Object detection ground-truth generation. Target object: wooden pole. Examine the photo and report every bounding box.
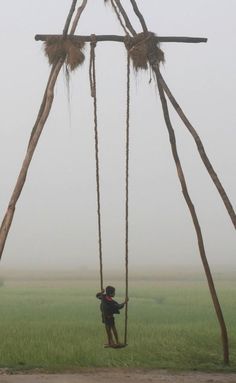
[155,70,236,230]
[0,0,88,260]
[63,0,78,37]
[151,61,229,365]
[129,0,148,33]
[69,0,88,35]
[113,0,137,36]
[0,60,64,258]
[35,34,208,44]
[110,0,129,35]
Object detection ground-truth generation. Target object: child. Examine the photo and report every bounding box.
[96,285,128,348]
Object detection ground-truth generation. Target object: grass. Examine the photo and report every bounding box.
[0,276,235,371]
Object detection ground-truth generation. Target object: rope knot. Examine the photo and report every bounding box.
[90,34,97,48]
[124,32,165,71]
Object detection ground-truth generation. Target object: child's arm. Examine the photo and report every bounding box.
[116,297,129,310]
[96,288,105,300]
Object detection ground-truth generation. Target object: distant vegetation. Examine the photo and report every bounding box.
[0,276,235,371]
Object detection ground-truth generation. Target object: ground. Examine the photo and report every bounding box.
[0,369,236,383]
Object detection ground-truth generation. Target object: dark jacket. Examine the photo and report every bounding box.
[96,292,125,323]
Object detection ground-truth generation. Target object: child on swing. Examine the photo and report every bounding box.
[96,285,128,348]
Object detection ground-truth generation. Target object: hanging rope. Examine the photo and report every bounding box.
[89,34,130,345]
[124,51,131,346]
[89,36,104,291]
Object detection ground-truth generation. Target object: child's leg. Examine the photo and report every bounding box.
[111,324,120,344]
[105,324,115,346]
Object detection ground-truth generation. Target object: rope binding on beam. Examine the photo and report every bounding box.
[124,32,165,71]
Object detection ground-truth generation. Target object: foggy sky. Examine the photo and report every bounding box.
[0,0,235,275]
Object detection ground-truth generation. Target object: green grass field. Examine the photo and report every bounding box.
[0,274,235,372]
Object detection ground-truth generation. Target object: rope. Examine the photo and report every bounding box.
[124,51,131,346]
[89,36,104,291]
[89,34,130,345]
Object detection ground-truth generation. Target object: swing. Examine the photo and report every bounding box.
[0,0,234,364]
[89,37,130,348]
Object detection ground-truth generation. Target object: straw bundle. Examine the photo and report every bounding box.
[44,37,85,71]
[125,32,164,71]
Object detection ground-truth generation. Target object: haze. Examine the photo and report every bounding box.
[0,0,235,277]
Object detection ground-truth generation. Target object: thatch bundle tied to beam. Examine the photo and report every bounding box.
[44,37,85,71]
[125,32,165,71]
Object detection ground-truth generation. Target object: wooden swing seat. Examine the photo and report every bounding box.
[104,343,127,349]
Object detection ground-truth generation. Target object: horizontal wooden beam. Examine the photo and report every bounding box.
[35,34,207,44]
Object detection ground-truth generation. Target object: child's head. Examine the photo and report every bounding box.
[106,285,115,297]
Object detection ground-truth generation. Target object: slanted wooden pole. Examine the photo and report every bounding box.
[152,62,229,365]
[113,0,137,36]
[70,0,88,35]
[155,70,236,230]
[63,0,78,37]
[0,0,88,260]
[129,0,148,33]
[0,60,64,257]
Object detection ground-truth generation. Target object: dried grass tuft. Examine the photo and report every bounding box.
[44,37,66,65]
[64,39,85,71]
[44,37,85,71]
[125,32,165,71]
